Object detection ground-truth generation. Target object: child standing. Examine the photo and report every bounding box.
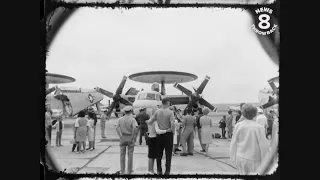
[172,118,180,155]
[52,116,64,147]
[71,120,80,152]
[87,114,95,151]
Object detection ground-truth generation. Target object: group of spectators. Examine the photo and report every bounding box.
[225,103,279,175]
[45,104,65,147]
[71,107,109,153]
[115,97,220,175]
[45,99,278,175]
[45,104,110,153]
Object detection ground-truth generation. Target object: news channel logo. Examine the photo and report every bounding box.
[252,7,278,35]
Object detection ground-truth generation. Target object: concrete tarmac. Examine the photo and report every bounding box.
[47,116,270,174]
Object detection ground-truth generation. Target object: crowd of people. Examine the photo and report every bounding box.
[45,97,278,175]
[45,105,109,153]
[116,98,278,175]
[215,102,279,175]
[114,98,220,175]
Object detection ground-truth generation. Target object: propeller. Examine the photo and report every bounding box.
[95,76,132,117]
[173,83,192,96]
[197,75,210,94]
[94,87,113,98]
[46,86,57,95]
[268,76,279,96]
[261,76,279,109]
[262,96,278,109]
[173,76,216,111]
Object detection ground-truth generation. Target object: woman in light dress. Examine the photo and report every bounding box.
[74,110,90,153]
[87,113,95,151]
[229,104,269,175]
[199,108,212,156]
[172,118,181,155]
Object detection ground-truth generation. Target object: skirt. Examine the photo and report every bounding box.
[76,126,87,142]
[88,127,94,141]
[201,127,212,144]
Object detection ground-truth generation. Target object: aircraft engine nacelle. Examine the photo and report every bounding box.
[46,94,73,117]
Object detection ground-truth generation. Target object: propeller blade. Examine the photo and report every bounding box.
[116,76,128,95]
[199,98,216,111]
[46,86,56,95]
[173,83,192,96]
[119,94,133,106]
[95,87,114,98]
[268,79,278,95]
[192,87,197,93]
[106,101,116,117]
[197,75,210,94]
[262,96,278,109]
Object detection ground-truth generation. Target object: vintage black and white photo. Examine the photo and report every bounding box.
[43,2,279,176]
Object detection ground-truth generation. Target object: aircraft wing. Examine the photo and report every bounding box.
[61,91,104,116]
[164,95,190,105]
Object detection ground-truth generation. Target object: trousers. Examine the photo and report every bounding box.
[56,131,62,146]
[221,128,226,138]
[139,125,148,145]
[156,132,173,175]
[46,126,52,146]
[181,128,194,154]
[101,121,106,138]
[120,135,135,174]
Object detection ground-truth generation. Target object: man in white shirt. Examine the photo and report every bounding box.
[255,108,268,135]
[230,104,269,175]
[52,116,64,147]
[100,110,108,138]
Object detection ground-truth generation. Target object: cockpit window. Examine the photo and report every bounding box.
[137,93,159,100]
[137,93,146,100]
[146,93,156,100]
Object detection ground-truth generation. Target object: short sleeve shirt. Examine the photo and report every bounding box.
[116,115,138,135]
[149,108,175,130]
[101,114,107,122]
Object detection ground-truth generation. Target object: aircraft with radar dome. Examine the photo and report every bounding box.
[45,72,104,118]
[94,71,218,117]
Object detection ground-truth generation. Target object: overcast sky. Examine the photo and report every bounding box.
[46,7,279,104]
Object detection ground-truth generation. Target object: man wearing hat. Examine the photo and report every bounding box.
[135,107,150,145]
[100,110,109,139]
[256,107,268,137]
[116,106,138,175]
